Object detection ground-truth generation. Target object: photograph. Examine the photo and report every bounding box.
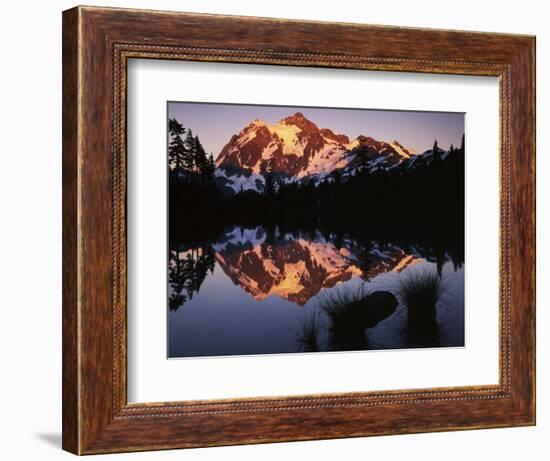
[167,102,465,358]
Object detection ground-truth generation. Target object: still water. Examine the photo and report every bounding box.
[168,225,464,358]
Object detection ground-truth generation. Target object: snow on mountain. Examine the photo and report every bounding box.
[344,135,415,174]
[215,169,265,193]
[215,111,445,194]
[216,112,330,180]
[298,136,349,178]
[390,140,416,159]
[404,146,450,169]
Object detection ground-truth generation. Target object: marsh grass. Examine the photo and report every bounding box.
[294,310,321,352]
[320,285,371,324]
[399,269,445,347]
[319,285,398,351]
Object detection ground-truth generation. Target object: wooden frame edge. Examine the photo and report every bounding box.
[62,6,80,454]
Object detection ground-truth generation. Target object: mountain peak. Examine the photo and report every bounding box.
[320,128,350,145]
[216,112,419,193]
[390,140,416,158]
[280,111,312,127]
[249,119,267,128]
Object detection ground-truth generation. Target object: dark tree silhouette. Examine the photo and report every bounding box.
[168,118,186,180]
[332,170,342,186]
[183,129,197,174]
[206,153,216,182]
[168,119,218,185]
[264,172,275,196]
[194,135,209,182]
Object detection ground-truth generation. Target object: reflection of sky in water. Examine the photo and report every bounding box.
[168,231,464,358]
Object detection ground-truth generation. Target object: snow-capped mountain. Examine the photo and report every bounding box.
[215,112,419,193]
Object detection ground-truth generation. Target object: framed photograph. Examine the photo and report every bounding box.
[62,6,535,455]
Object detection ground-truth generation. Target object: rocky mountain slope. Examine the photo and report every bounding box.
[214,111,439,194]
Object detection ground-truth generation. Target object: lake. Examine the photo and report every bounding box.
[168,224,464,358]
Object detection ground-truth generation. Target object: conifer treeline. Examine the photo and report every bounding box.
[168,118,216,183]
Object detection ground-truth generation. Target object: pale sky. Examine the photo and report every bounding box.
[168,101,464,159]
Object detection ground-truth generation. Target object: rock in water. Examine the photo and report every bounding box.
[343,290,398,329]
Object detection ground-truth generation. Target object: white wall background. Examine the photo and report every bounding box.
[0,1,545,459]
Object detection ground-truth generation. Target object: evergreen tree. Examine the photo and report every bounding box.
[206,153,216,182]
[264,173,275,196]
[168,118,186,179]
[449,144,454,153]
[333,170,342,186]
[194,135,209,180]
[432,138,439,152]
[276,179,284,195]
[183,129,196,174]
[460,133,465,151]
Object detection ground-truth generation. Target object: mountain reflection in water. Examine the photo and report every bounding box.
[168,225,464,358]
